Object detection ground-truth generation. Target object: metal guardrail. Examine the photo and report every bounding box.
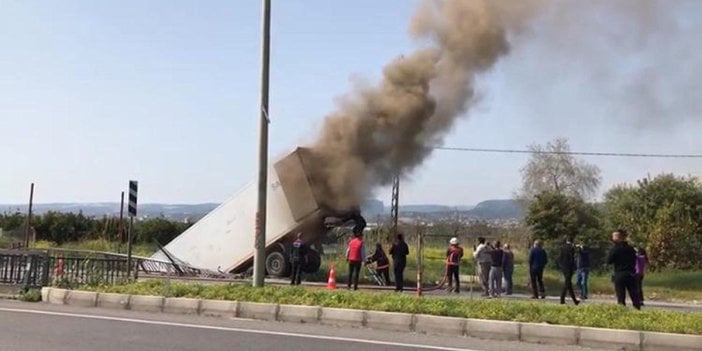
[0,250,49,289]
[0,248,235,289]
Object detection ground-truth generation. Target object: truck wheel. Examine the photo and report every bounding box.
[302,249,321,273]
[265,251,289,277]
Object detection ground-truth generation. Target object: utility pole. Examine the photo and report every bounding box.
[416,222,423,297]
[253,0,272,288]
[24,183,35,248]
[390,174,400,236]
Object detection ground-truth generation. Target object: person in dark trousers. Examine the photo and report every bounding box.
[473,237,493,296]
[489,241,504,297]
[634,248,649,306]
[367,243,391,285]
[289,233,307,285]
[502,244,515,295]
[390,234,409,292]
[576,243,591,300]
[446,237,464,293]
[345,232,366,290]
[607,229,642,309]
[558,237,580,305]
[528,239,548,299]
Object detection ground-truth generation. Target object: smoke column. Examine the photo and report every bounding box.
[307,0,538,211]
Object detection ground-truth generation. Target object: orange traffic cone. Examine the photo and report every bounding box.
[327,263,337,290]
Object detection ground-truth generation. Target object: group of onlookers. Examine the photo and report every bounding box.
[471,238,515,297]
[294,228,649,309]
[526,229,648,309]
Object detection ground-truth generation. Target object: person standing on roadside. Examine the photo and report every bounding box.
[473,237,493,296]
[607,229,641,309]
[558,236,580,305]
[576,243,591,300]
[367,243,391,285]
[489,241,504,298]
[289,233,307,285]
[635,248,649,306]
[502,244,515,295]
[389,234,409,292]
[345,231,366,291]
[528,239,548,299]
[446,237,464,293]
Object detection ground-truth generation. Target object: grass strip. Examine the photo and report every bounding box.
[83,280,702,335]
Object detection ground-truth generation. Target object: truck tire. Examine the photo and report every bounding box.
[302,249,321,273]
[265,251,289,277]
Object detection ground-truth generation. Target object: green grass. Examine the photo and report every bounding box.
[84,280,702,335]
[19,289,42,302]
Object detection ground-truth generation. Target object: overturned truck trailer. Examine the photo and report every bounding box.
[152,147,366,277]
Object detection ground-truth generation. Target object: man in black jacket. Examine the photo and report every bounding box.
[389,234,409,292]
[558,236,580,305]
[528,240,548,299]
[289,233,307,285]
[607,229,641,309]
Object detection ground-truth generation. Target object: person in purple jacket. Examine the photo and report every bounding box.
[634,248,649,306]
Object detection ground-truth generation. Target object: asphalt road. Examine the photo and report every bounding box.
[0,300,596,351]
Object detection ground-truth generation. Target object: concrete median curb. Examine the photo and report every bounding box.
[579,326,641,350]
[96,293,130,310]
[414,315,466,336]
[128,295,164,313]
[320,307,365,327]
[520,323,578,345]
[278,304,320,324]
[38,288,702,351]
[200,299,237,318]
[164,297,201,315]
[466,318,520,341]
[47,288,68,305]
[65,290,98,308]
[365,310,414,332]
[643,331,702,351]
[238,301,278,321]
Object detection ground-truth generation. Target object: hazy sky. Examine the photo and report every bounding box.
[1,1,700,206]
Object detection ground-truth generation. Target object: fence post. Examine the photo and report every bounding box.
[41,252,50,287]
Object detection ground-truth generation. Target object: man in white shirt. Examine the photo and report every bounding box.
[473,237,493,297]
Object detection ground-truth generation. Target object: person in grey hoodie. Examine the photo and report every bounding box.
[473,237,493,297]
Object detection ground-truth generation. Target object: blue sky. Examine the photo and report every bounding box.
[1,1,700,206]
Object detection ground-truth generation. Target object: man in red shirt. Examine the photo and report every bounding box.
[446,237,464,293]
[346,231,366,290]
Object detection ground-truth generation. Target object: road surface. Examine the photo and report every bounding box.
[0,300,596,351]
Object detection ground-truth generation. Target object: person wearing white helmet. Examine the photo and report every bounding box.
[445,237,464,293]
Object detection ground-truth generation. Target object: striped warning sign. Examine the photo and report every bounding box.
[128,180,138,217]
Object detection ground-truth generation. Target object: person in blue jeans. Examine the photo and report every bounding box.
[576,243,591,300]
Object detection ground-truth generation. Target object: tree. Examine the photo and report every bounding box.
[603,174,702,269]
[137,217,191,245]
[524,192,607,267]
[519,138,602,201]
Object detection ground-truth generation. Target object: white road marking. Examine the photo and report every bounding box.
[0,307,481,351]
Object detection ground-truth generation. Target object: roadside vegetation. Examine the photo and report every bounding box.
[84,280,702,335]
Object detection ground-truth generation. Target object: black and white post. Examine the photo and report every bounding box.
[127,180,138,280]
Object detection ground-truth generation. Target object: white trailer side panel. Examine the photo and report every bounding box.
[152,167,299,271]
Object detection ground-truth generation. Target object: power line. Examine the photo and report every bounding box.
[434,146,702,159]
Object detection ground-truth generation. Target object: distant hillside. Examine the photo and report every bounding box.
[0,203,219,221]
[0,199,522,222]
[466,199,522,219]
